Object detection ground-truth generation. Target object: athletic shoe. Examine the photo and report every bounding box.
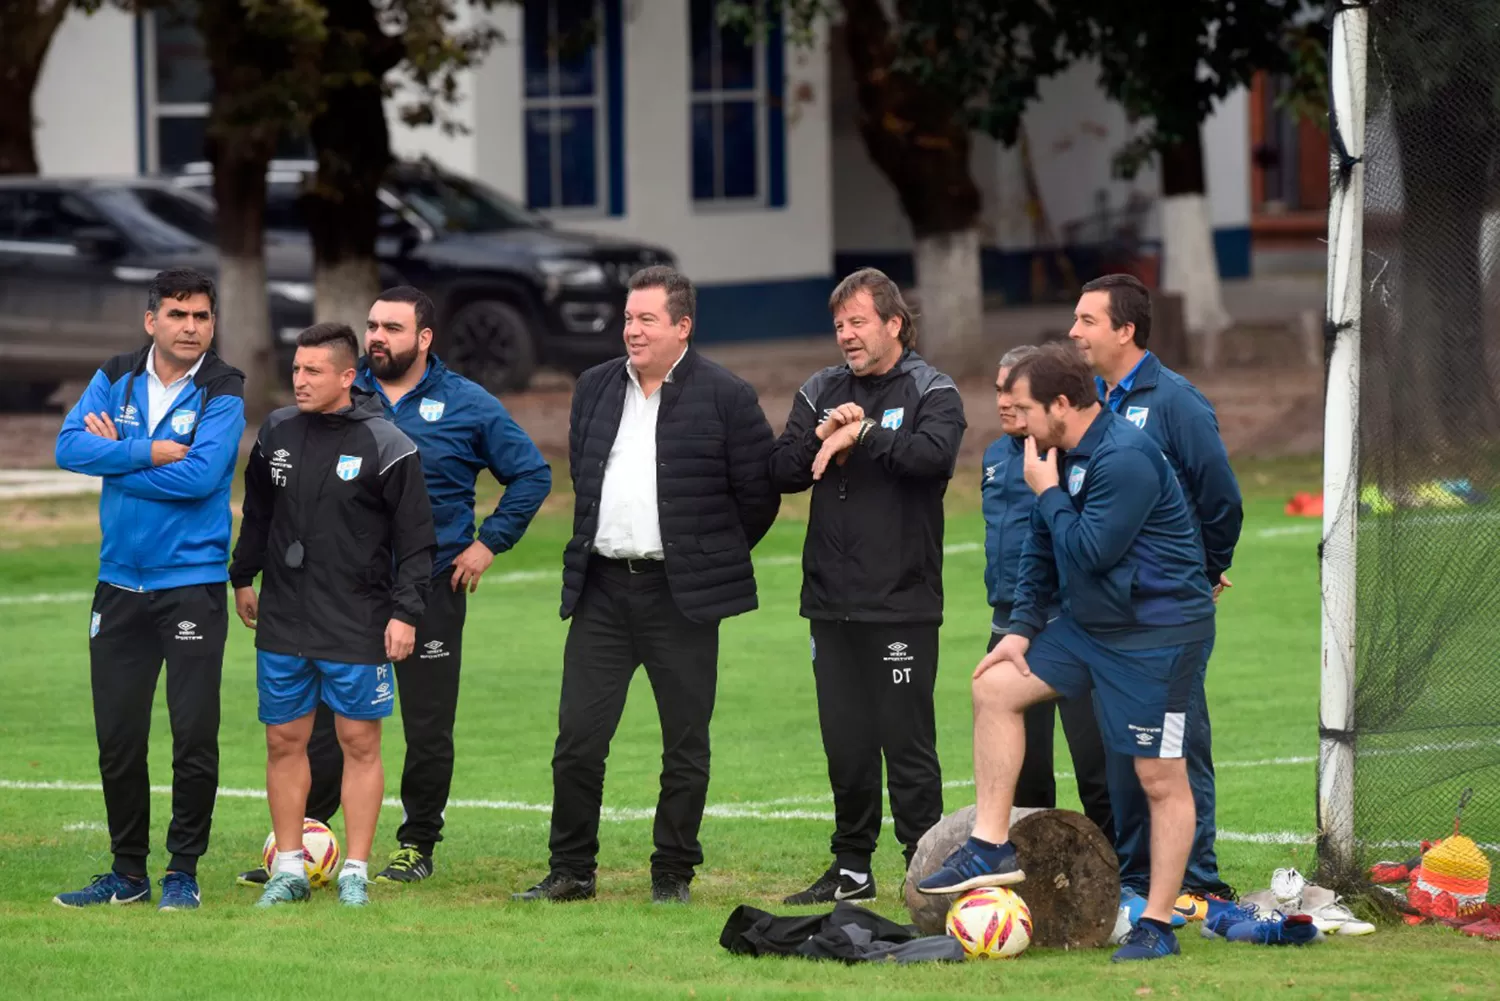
[1173,892,1210,922]
[374,845,433,884]
[1201,898,1273,939]
[651,874,691,904]
[237,866,270,887]
[916,839,1024,895]
[1271,867,1306,907]
[54,871,152,908]
[782,867,876,905]
[1369,857,1419,884]
[158,872,201,911]
[337,873,369,907]
[511,871,596,902]
[1305,899,1377,936]
[1225,912,1323,946]
[1120,888,1186,929]
[254,871,311,908]
[1110,922,1181,962]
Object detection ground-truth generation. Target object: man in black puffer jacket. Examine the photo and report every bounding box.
[514,266,780,905]
[770,267,967,905]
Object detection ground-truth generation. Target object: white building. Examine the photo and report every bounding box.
[34,3,1306,343]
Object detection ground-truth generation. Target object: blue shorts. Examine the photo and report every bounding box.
[1023,616,1208,759]
[257,651,396,725]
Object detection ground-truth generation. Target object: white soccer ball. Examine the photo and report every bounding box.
[945,887,1034,959]
[262,818,342,887]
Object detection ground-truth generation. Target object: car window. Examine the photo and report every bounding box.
[14,190,108,245]
[0,191,18,240]
[386,171,543,233]
[265,182,307,231]
[90,187,213,252]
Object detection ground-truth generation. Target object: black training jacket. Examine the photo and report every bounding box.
[769,350,966,624]
[229,390,436,663]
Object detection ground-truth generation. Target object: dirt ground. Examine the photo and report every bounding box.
[0,334,1324,471]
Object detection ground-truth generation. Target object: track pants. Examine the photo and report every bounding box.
[304,582,467,851]
[809,620,943,872]
[88,582,226,877]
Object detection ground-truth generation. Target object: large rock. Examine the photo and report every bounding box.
[903,804,1120,950]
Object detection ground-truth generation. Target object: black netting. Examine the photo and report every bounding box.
[1317,0,1500,902]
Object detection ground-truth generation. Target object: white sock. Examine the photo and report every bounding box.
[341,859,369,881]
[838,869,870,884]
[275,849,304,878]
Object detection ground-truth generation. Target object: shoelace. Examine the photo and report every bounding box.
[387,847,422,871]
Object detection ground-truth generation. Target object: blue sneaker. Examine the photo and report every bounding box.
[1111,921,1182,962]
[916,838,1024,895]
[1201,898,1269,939]
[1120,888,1187,930]
[254,871,311,908]
[54,871,152,908]
[158,872,201,911]
[1225,912,1324,946]
[337,873,370,908]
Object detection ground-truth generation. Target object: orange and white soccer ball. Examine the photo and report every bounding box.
[262,818,342,888]
[945,887,1034,959]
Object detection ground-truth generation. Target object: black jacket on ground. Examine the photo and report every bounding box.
[769,350,966,624]
[229,390,436,664]
[719,903,965,964]
[560,349,780,625]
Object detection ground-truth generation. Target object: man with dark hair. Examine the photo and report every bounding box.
[229,322,435,909]
[983,345,1113,840]
[918,341,1215,964]
[53,268,243,912]
[513,265,780,904]
[770,267,966,905]
[1069,273,1244,915]
[237,285,552,887]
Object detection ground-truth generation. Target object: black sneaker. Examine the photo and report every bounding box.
[236,866,270,887]
[783,866,876,905]
[651,873,691,904]
[511,871,596,902]
[374,844,434,884]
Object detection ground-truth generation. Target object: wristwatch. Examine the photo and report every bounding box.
[855,418,876,445]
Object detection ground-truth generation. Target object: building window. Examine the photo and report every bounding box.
[523,0,624,216]
[689,0,785,208]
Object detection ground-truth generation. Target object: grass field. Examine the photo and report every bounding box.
[2,455,1497,1000]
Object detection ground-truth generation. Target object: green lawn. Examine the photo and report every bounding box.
[1,459,1496,1000]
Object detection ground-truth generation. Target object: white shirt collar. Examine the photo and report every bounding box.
[626,347,689,391]
[146,345,206,391]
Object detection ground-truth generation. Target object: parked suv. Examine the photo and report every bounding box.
[0,177,315,410]
[174,159,674,392]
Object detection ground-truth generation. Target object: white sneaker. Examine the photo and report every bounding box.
[1306,899,1376,936]
[1271,867,1306,907]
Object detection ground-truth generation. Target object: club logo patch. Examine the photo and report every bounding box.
[169,408,196,436]
[418,398,445,423]
[90,612,101,638]
[1068,465,1087,496]
[1125,406,1150,429]
[335,455,363,481]
[880,407,905,430]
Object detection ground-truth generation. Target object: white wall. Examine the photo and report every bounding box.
[34,8,138,177]
[1203,87,1250,229]
[387,4,481,176]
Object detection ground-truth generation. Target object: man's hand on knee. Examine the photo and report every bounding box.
[974,633,1031,680]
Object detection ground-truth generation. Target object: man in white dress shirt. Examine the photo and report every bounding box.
[514,266,780,904]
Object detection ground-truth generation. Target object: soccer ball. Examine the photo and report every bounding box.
[945,887,1033,959]
[262,818,342,887]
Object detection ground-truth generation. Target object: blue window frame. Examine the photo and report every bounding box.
[523,0,625,216]
[688,0,785,208]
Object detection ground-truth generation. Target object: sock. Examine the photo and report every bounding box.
[967,836,1010,855]
[341,859,369,881]
[838,869,870,885]
[1140,917,1174,935]
[275,849,305,878]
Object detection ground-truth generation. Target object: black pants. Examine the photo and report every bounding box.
[548,557,720,880]
[303,581,467,850]
[990,631,1115,843]
[809,620,943,872]
[88,582,226,878]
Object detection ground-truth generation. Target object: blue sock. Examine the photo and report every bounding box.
[966,836,1010,855]
[1139,917,1173,935]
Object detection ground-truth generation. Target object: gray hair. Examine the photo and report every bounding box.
[999,344,1040,371]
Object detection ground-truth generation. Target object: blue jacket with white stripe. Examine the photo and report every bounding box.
[354,354,551,576]
[1009,409,1215,651]
[55,345,246,592]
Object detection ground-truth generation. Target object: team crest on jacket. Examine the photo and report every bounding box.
[1068,465,1087,496]
[881,407,905,430]
[1125,406,1150,429]
[170,408,197,435]
[336,455,363,481]
[418,397,445,422]
[90,611,101,638]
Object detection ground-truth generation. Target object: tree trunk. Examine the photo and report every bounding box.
[0,0,71,175]
[304,0,401,331]
[839,0,984,376]
[209,149,277,416]
[1159,131,1231,368]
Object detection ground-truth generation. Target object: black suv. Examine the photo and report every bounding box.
[174,159,674,392]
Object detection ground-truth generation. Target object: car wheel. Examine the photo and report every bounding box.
[447,300,538,394]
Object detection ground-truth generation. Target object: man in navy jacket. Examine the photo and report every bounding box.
[237,286,551,887]
[1068,274,1243,910]
[54,269,245,912]
[919,342,1214,964]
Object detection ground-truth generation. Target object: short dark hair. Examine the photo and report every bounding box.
[628,265,696,325]
[296,322,360,370]
[376,285,435,334]
[829,267,917,347]
[148,268,216,317]
[1003,340,1097,411]
[1080,273,1151,348]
